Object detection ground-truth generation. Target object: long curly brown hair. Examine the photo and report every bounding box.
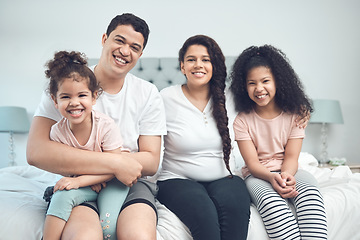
[230,45,313,115]
[179,35,233,176]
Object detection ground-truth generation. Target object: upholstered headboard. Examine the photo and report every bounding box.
[89,57,237,90]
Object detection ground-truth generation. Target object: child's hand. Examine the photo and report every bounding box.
[279,172,298,198]
[269,173,298,199]
[269,172,286,190]
[91,182,107,193]
[279,186,298,199]
[280,172,296,187]
[54,177,80,192]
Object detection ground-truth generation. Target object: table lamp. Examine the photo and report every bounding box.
[309,99,344,166]
[0,106,30,166]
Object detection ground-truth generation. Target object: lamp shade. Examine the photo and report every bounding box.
[310,99,344,124]
[0,106,30,133]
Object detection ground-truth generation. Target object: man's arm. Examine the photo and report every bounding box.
[123,135,162,177]
[26,116,142,186]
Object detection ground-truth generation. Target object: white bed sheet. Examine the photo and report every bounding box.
[0,153,359,240]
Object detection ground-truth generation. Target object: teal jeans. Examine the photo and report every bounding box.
[46,178,129,240]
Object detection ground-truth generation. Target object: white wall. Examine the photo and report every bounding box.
[1,0,359,168]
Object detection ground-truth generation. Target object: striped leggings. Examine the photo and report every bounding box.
[245,169,327,240]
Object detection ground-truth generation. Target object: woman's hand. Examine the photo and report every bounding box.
[295,107,310,129]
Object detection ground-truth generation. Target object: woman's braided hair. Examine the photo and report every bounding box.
[179,35,233,176]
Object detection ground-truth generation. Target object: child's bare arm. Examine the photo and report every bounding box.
[237,140,275,181]
[237,139,297,198]
[53,174,114,192]
[282,138,303,176]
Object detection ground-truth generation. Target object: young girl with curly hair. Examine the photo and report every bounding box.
[42,50,129,240]
[230,45,327,240]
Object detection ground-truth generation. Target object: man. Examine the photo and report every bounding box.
[27,13,166,240]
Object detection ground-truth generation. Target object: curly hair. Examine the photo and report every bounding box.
[45,51,100,99]
[179,35,233,176]
[230,45,313,115]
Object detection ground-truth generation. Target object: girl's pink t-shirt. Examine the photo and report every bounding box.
[233,110,305,178]
[50,110,125,152]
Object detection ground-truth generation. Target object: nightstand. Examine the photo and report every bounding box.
[319,163,360,173]
[348,164,360,173]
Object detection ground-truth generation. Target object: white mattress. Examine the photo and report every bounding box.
[1,152,359,240]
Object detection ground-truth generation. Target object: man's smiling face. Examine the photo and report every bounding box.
[101,24,144,79]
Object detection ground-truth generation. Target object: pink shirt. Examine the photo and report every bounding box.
[50,110,124,152]
[233,110,305,177]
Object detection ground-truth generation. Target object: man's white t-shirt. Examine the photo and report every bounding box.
[35,72,167,153]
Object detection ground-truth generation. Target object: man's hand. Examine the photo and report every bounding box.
[113,155,142,187]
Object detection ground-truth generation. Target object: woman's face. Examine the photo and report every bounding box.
[180,44,213,89]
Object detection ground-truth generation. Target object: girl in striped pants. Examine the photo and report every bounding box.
[230,44,327,239]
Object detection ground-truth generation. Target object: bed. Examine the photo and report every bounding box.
[1,57,359,239]
[0,152,359,239]
[157,151,360,240]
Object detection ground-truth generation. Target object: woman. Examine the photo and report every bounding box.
[156,35,251,240]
